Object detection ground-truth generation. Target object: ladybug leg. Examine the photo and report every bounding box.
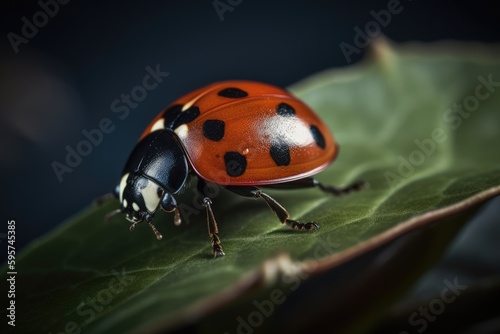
[197,179,225,257]
[203,198,225,258]
[93,184,120,206]
[226,186,319,231]
[313,178,367,195]
[266,177,367,196]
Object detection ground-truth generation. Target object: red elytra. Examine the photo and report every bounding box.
[140,80,338,185]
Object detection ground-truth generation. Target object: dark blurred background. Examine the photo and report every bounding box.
[1,0,499,255]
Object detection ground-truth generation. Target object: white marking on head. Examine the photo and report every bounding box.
[150,118,165,132]
[132,202,140,211]
[141,179,162,212]
[119,173,129,202]
[174,124,188,140]
[123,199,128,208]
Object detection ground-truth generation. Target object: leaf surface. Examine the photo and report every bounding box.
[5,39,500,334]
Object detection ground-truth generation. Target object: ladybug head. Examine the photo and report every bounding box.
[107,172,182,240]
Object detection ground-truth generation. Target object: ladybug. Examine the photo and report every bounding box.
[106,81,364,257]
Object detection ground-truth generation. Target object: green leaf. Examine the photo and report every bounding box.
[5,39,500,334]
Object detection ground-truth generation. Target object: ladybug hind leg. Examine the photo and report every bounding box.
[225,186,319,231]
[265,177,367,196]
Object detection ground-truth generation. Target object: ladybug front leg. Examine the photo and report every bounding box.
[225,186,319,231]
[197,179,225,257]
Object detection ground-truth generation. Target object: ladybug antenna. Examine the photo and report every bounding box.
[105,209,121,222]
[148,222,163,240]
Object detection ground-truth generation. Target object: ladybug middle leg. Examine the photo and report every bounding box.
[197,179,225,257]
[225,186,319,231]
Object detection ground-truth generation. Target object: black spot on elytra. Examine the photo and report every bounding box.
[203,120,225,141]
[162,105,200,130]
[270,140,291,166]
[218,87,248,98]
[276,103,295,117]
[162,104,183,129]
[224,152,247,177]
[157,186,163,198]
[175,106,200,127]
[310,125,326,149]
